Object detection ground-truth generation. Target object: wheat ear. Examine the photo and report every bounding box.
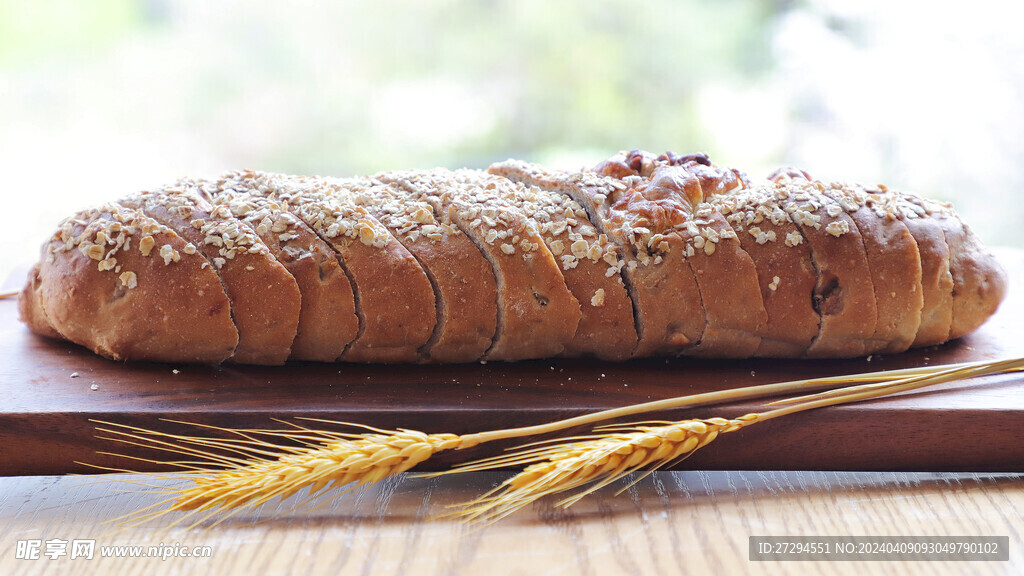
[89,358,1022,525]
[86,421,466,529]
[441,357,1024,523]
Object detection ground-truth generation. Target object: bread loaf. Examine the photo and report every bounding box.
[19,151,1007,364]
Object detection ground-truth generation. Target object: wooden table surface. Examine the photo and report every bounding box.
[1,471,1021,575]
[2,251,1022,574]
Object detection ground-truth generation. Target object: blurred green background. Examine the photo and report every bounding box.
[2,0,1022,283]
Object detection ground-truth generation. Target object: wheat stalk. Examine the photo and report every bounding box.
[88,357,1024,526]
[438,357,1024,523]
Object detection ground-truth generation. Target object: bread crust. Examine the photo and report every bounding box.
[18,263,62,340]
[489,159,704,358]
[258,175,437,363]
[767,175,879,358]
[483,170,636,360]
[944,220,1008,340]
[381,169,581,361]
[900,212,954,346]
[821,184,924,354]
[343,177,497,363]
[203,173,360,362]
[20,151,1007,364]
[122,185,301,365]
[705,179,820,357]
[31,203,238,363]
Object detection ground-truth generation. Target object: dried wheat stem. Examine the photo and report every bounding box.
[455,359,1008,446]
[0,289,18,300]
[96,365,934,514]
[91,357,1023,524]
[446,357,1024,523]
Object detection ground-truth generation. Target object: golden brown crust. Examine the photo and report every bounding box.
[900,213,954,346]
[707,181,819,357]
[33,204,238,363]
[667,168,767,358]
[768,175,879,358]
[19,152,1006,364]
[597,156,767,358]
[820,184,923,354]
[203,173,360,362]
[258,174,437,363]
[944,221,1007,340]
[18,264,62,340]
[121,185,301,365]
[489,158,703,358]
[343,177,497,363]
[889,192,1000,344]
[381,169,581,362]
[482,172,636,360]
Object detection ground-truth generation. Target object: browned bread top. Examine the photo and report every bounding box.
[20,151,1008,364]
[27,202,239,363]
[120,183,302,365]
[202,173,361,362]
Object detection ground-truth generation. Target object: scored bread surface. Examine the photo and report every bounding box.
[379,169,581,362]
[490,158,706,358]
[341,176,498,363]
[30,203,239,363]
[202,173,360,362]
[820,183,924,354]
[707,174,820,357]
[121,185,301,365]
[20,151,1007,364]
[255,174,437,363]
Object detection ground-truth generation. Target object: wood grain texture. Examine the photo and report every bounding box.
[0,249,1022,476]
[0,472,1021,575]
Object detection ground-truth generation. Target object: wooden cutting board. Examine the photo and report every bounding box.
[2,249,1022,476]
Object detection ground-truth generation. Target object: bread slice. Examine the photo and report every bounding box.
[946,221,1007,340]
[665,162,767,358]
[31,203,238,363]
[490,158,704,358]
[380,168,580,361]
[340,177,497,363]
[202,172,360,362]
[881,191,1006,344]
[122,184,301,365]
[254,174,436,363]
[480,173,636,360]
[900,210,954,347]
[18,263,62,340]
[821,184,924,354]
[706,181,819,357]
[910,201,1008,341]
[768,173,879,358]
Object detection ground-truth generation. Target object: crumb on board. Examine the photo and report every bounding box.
[70,372,79,378]
[89,384,98,391]
[172,369,180,374]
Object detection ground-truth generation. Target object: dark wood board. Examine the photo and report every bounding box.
[1,248,1022,476]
